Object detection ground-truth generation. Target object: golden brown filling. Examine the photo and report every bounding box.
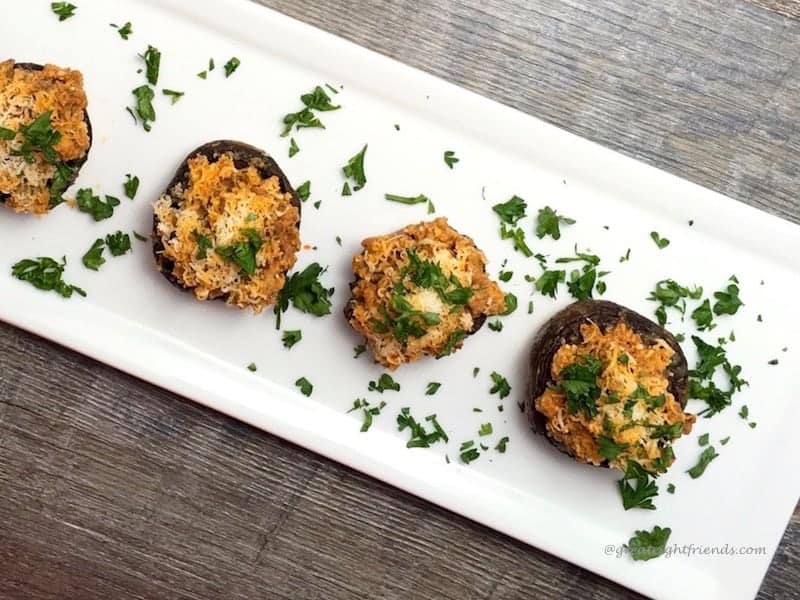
[348,217,506,369]
[0,60,90,213]
[153,153,301,312]
[535,321,695,472]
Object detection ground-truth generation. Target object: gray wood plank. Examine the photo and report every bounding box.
[1,1,798,599]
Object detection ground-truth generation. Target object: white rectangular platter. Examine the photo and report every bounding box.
[2,1,799,598]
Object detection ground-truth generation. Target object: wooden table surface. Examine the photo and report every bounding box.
[2,0,799,598]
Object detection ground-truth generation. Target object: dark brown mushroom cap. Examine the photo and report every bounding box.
[0,62,92,207]
[524,300,689,445]
[152,140,302,294]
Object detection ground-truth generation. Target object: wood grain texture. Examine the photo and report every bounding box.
[1,0,798,599]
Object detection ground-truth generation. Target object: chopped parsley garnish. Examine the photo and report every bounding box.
[713,283,743,316]
[247,363,257,372]
[559,355,602,417]
[124,174,139,199]
[353,344,366,358]
[133,231,147,242]
[368,373,400,393]
[738,405,749,419]
[489,371,511,399]
[397,408,448,447]
[111,21,133,39]
[502,292,518,315]
[698,433,709,446]
[667,483,675,494]
[459,440,480,463]
[335,236,342,246]
[12,257,85,298]
[106,231,131,256]
[313,200,321,209]
[478,422,493,436]
[82,239,106,271]
[197,70,208,80]
[288,137,299,157]
[341,181,352,196]
[162,89,184,104]
[141,45,161,86]
[535,206,575,240]
[215,228,262,276]
[193,230,213,259]
[498,270,513,282]
[686,445,719,478]
[131,85,156,131]
[768,358,779,365]
[688,335,747,417]
[598,435,627,460]
[0,127,14,140]
[488,320,503,332]
[720,436,731,445]
[348,398,386,432]
[495,436,509,453]
[282,330,302,349]
[554,248,608,300]
[384,193,429,205]
[425,382,441,395]
[342,145,368,191]
[618,462,658,510]
[492,195,526,225]
[647,279,702,326]
[76,188,120,221]
[51,2,77,21]
[473,367,480,378]
[223,57,241,77]
[295,377,313,396]
[627,526,671,561]
[691,299,714,331]
[443,150,459,169]
[619,248,631,262]
[500,224,533,256]
[296,180,311,202]
[274,263,333,328]
[534,269,566,298]
[650,231,670,249]
[281,85,340,136]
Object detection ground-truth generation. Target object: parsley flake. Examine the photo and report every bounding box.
[295,377,313,396]
[223,57,241,77]
[123,174,139,199]
[489,372,511,399]
[369,373,400,393]
[650,231,670,249]
[82,239,106,271]
[686,446,718,478]
[51,2,77,21]
[12,257,85,298]
[627,526,671,561]
[535,206,575,240]
[282,330,302,349]
[342,145,367,191]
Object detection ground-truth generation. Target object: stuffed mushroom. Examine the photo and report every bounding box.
[153,140,301,313]
[0,60,92,214]
[345,217,507,370]
[525,300,695,473]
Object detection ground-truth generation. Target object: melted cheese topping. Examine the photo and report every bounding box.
[534,321,695,472]
[348,217,506,369]
[153,153,301,312]
[0,60,90,214]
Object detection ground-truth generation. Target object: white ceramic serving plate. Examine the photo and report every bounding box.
[2,1,799,598]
